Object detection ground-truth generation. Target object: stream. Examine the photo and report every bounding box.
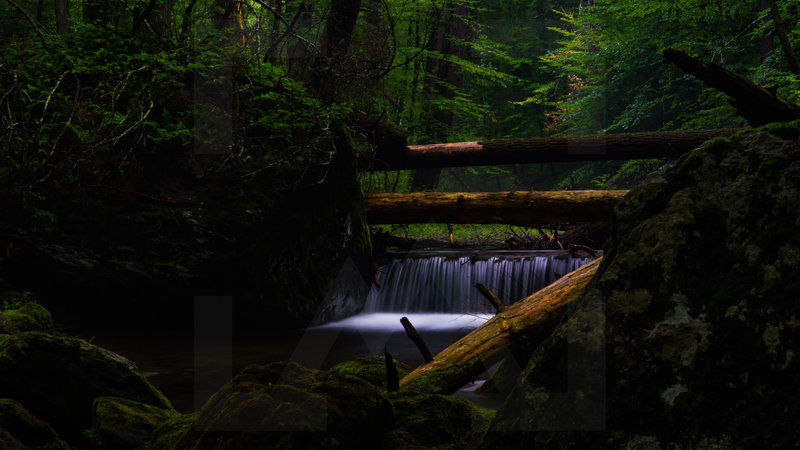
[93,250,594,413]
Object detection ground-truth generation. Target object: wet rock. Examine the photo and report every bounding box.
[384,391,494,449]
[146,361,394,449]
[91,396,179,450]
[0,398,69,449]
[328,354,414,390]
[484,124,800,448]
[0,332,173,446]
[1,302,55,333]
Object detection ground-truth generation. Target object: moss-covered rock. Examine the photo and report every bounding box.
[0,332,173,446]
[384,391,495,449]
[0,398,69,449]
[0,313,19,335]
[484,124,800,448]
[147,361,394,449]
[2,302,55,334]
[328,354,414,389]
[91,396,180,449]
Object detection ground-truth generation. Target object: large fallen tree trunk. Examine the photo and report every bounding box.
[365,191,627,225]
[359,128,739,171]
[399,257,602,394]
[663,48,800,126]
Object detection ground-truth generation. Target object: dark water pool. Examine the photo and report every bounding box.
[93,312,504,413]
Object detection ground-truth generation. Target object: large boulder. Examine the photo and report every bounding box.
[0,398,69,449]
[1,302,55,333]
[91,396,179,450]
[383,391,495,449]
[483,124,800,448]
[0,332,173,446]
[146,361,394,449]
[328,354,415,390]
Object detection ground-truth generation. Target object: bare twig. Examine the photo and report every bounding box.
[4,0,49,48]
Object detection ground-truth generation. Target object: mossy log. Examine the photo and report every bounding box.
[359,129,739,171]
[399,257,601,394]
[663,48,800,126]
[365,191,627,225]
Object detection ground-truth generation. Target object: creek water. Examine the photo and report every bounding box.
[93,250,593,412]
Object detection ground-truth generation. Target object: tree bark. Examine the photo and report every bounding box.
[313,0,362,99]
[399,257,601,394]
[401,317,434,363]
[760,0,774,61]
[54,0,69,34]
[769,0,800,75]
[663,48,800,126]
[475,283,508,313]
[365,190,627,225]
[410,2,470,191]
[361,128,739,171]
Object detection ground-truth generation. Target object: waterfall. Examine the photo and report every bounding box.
[363,251,593,314]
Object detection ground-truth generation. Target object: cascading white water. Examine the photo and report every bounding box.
[363,251,593,314]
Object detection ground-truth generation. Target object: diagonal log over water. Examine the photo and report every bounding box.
[366,191,627,225]
[399,257,602,394]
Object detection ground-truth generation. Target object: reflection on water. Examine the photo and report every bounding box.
[94,313,494,413]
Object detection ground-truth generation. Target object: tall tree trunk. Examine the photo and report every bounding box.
[54,0,70,34]
[411,2,469,191]
[313,0,362,100]
[759,0,774,61]
[769,0,800,74]
[133,0,171,37]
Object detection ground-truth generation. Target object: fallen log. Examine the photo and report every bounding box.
[359,128,739,171]
[365,191,627,226]
[663,48,800,126]
[399,257,601,394]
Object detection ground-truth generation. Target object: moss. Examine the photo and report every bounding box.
[328,355,413,389]
[2,302,55,334]
[142,413,195,450]
[703,136,735,159]
[92,396,179,449]
[0,398,69,449]
[387,391,493,448]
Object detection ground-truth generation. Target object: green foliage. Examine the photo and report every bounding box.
[536,0,797,134]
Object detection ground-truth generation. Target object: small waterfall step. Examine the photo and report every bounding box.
[364,250,594,314]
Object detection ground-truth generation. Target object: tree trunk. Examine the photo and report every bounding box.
[365,190,627,225]
[54,0,70,34]
[399,258,601,394]
[760,0,774,61]
[663,48,800,126]
[313,0,362,99]
[360,128,739,171]
[769,0,800,75]
[410,2,470,191]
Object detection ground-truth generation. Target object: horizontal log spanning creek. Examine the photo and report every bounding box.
[365,190,629,225]
[359,128,740,171]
